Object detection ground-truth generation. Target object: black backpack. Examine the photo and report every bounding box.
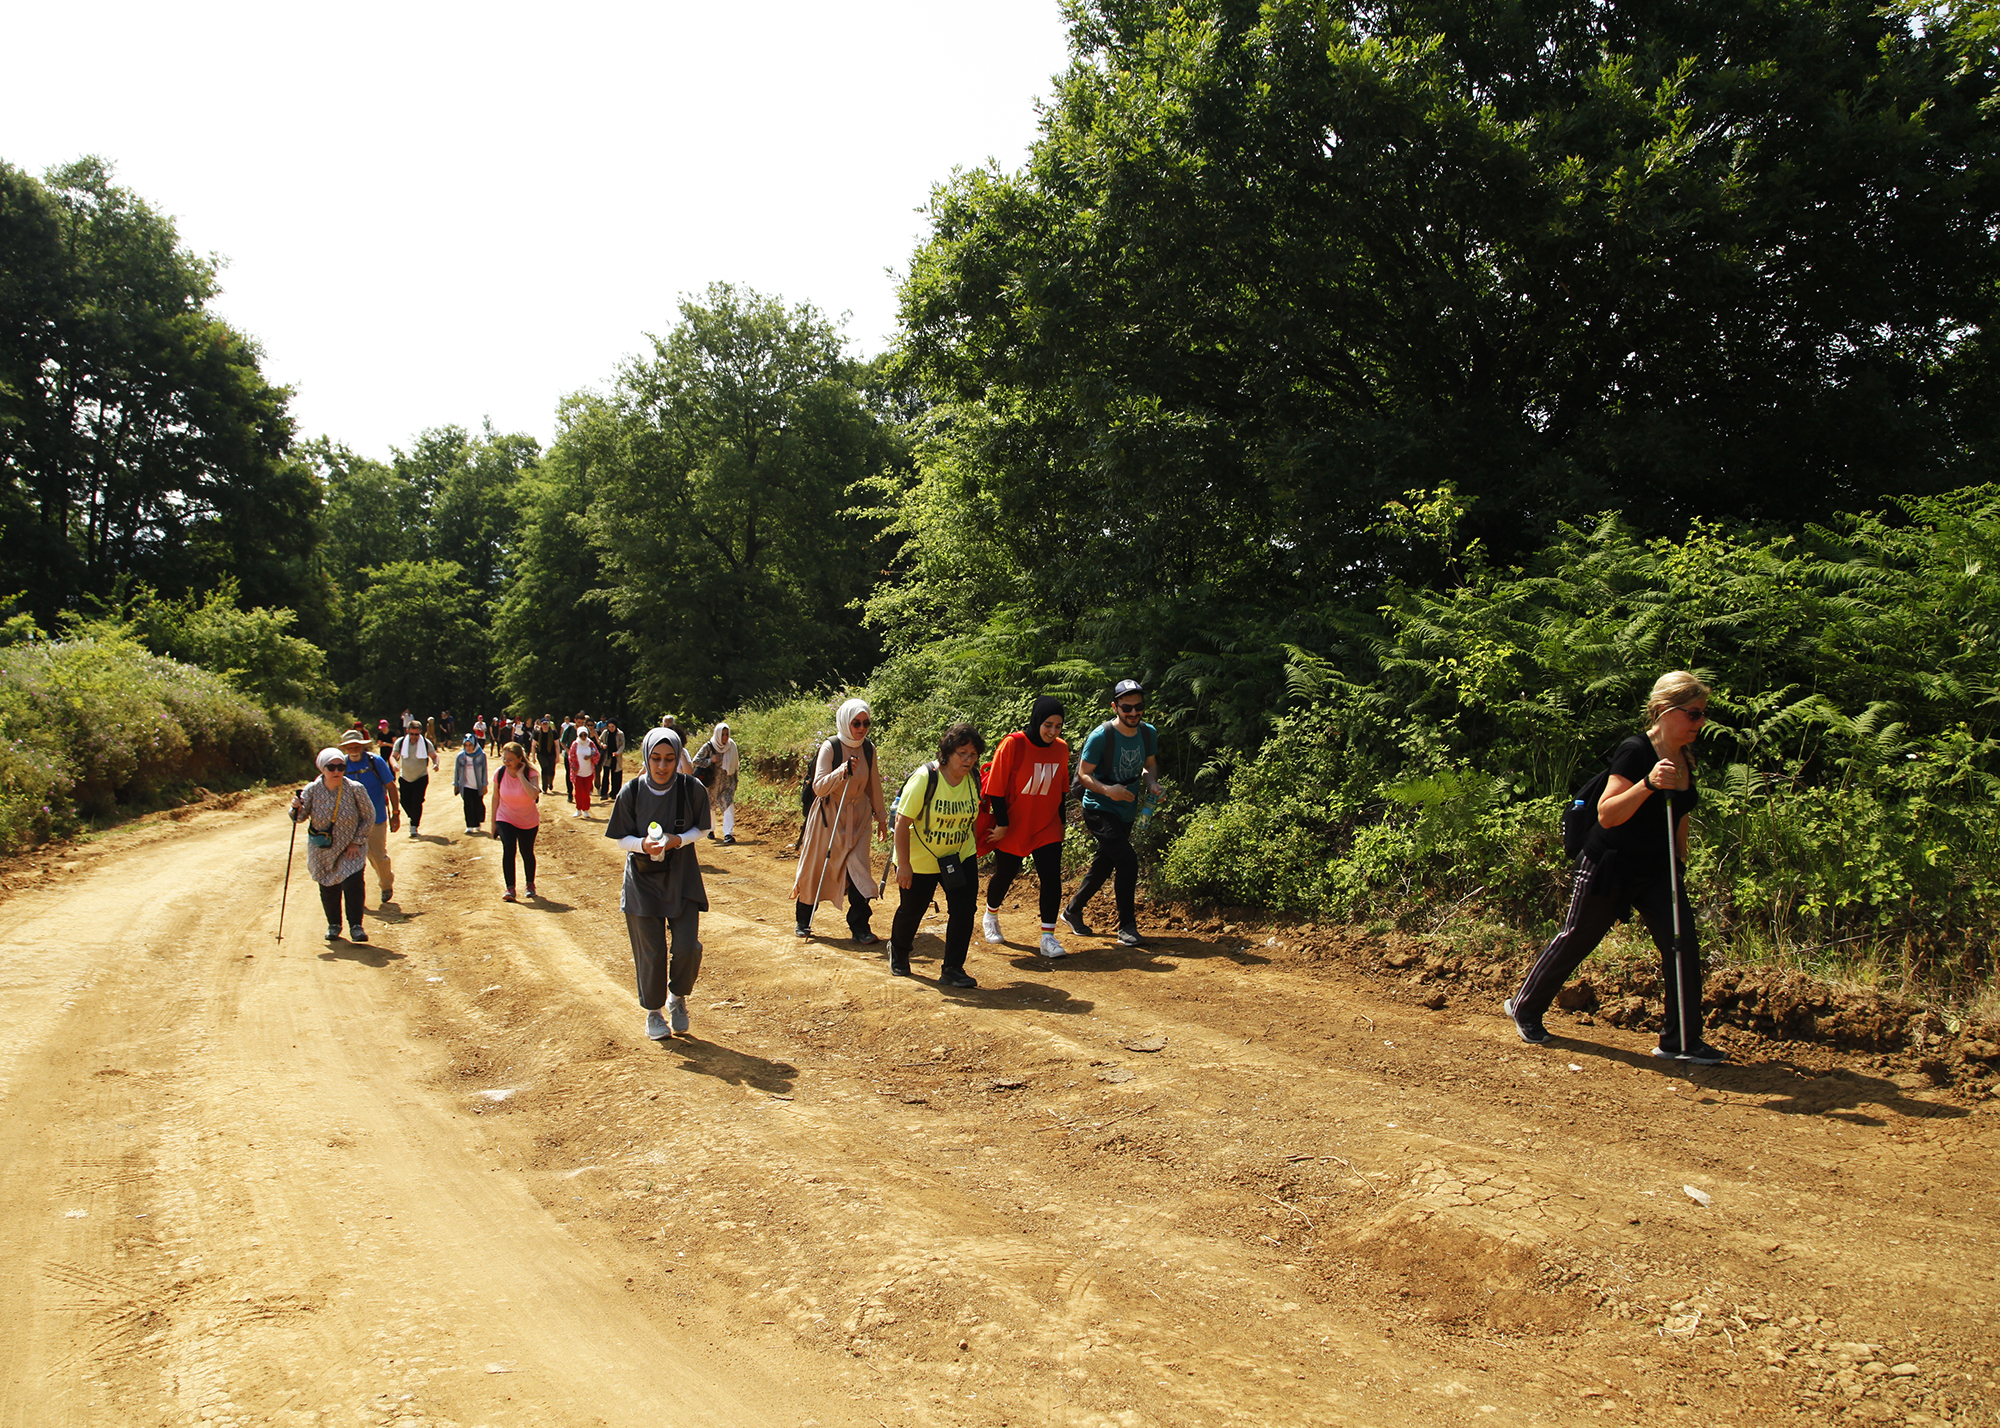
[1561,756,1618,861]
[800,738,873,821]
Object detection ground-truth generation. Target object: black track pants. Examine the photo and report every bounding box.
[1512,855,1706,1052]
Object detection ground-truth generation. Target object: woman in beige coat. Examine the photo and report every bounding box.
[793,698,888,942]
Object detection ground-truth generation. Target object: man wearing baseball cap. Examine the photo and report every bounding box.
[1061,678,1160,946]
[338,727,402,907]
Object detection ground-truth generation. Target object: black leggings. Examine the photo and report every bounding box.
[1512,855,1706,1051]
[891,866,979,973]
[497,820,538,892]
[987,840,1064,926]
[318,870,365,927]
[1070,806,1138,927]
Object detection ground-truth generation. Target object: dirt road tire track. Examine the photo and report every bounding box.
[2,790,1997,1427]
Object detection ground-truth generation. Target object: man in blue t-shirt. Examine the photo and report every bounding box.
[337,728,402,906]
[1061,679,1160,946]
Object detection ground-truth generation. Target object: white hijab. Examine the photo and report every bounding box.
[835,698,870,749]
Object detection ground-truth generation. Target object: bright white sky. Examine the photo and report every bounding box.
[3,0,1073,461]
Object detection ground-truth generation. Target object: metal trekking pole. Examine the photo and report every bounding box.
[277,792,302,943]
[808,759,858,920]
[1664,766,1689,1051]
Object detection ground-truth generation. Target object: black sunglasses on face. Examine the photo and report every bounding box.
[325,761,347,770]
[851,717,871,726]
[1676,705,1709,723]
[1115,702,1143,714]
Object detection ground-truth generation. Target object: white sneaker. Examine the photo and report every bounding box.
[465,827,477,836]
[1038,931,1067,960]
[982,909,1004,943]
[645,1010,670,1041]
[408,827,418,839]
[668,993,690,1034]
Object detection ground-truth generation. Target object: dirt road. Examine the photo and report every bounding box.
[1,790,1995,1428]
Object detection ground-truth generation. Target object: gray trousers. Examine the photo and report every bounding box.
[626,909,702,1011]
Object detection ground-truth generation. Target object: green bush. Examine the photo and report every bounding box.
[1162,486,2000,996]
[0,634,331,846]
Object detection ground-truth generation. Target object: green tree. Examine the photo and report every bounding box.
[491,396,632,718]
[588,283,899,717]
[888,0,2000,755]
[0,157,312,625]
[345,559,490,717]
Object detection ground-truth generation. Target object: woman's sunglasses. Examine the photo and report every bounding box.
[851,716,872,727]
[1675,705,1709,723]
[325,761,347,771]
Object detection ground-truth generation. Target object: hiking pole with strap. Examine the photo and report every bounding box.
[1664,760,1688,1051]
[277,788,303,943]
[808,758,858,919]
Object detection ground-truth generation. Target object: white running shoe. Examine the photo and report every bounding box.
[1038,931,1067,960]
[668,993,690,1034]
[646,1010,670,1041]
[465,826,477,836]
[982,910,1003,943]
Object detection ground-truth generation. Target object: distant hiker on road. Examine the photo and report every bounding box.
[533,718,560,792]
[568,724,601,818]
[490,740,542,902]
[1061,680,1159,947]
[891,722,986,987]
[981,695,1072,960]
[1505,671,1727,1065]
[692,722,740,845]
[394,722,438,839]
[338,728,400,906]
[292,747,376,943]
[793,700,888,942]
[453,734,488,834]
[601,720,626,801]
[605,728,712,1043]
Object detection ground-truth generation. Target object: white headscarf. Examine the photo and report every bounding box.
[835,698,870,748]
[316,747,345,771]
[641,727,683,791]
[713,721,730,742]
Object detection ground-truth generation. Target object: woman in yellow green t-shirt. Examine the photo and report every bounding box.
[890,722,986,987]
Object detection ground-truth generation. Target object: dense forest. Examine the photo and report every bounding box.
[3,0,1998,987]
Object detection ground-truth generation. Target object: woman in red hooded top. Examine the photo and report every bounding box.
[980,696,1072,960]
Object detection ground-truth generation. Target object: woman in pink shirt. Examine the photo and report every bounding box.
[489,740,543,901]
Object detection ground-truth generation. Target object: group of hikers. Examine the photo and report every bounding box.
[290,669,1729,1064]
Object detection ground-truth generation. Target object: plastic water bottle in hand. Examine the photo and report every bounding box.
[647,821,665,861]
[1133,783,1163,836]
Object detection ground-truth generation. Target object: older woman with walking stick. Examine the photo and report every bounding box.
[1504,671,1725,1063]
[290,747,376,943]
[792,699,888,942]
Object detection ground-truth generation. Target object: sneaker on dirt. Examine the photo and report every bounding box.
[1503,997,1549,1045]
[1116,926,1143,947]
[1058,907,1093,937]
[1038,932,1067,959]
[668,994,690,1034]
[982,910,1003,943]
[646,1010,671,1042]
